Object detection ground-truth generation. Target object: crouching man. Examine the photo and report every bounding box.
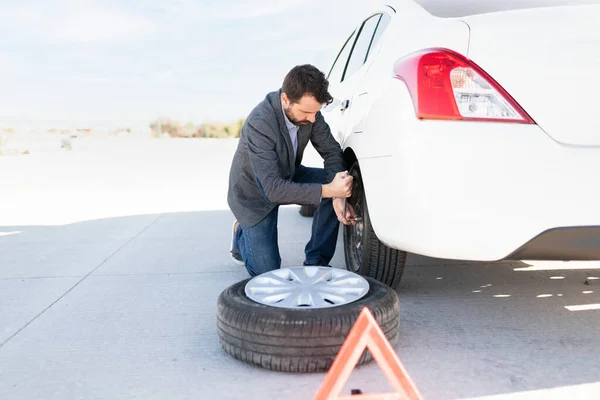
[227,64,356,276]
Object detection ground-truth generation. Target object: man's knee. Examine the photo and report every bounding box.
[246,253,281,276]
[314,168,327,184]
[295,165,327,184]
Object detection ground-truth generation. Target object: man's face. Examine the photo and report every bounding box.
[281,93,322,126]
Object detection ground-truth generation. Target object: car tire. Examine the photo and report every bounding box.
[299,204,317,217]
[216,276,399,372]
[343,164,407,289]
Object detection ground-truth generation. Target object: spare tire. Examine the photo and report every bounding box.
[216,269,399,372]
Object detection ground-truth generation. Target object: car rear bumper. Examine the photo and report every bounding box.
[357,119,600,261]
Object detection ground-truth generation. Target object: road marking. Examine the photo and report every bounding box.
[0,231,21,237]
[565,303,600,312]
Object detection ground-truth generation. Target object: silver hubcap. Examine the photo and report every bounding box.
[354,221,364,252]
[244,267,369,309]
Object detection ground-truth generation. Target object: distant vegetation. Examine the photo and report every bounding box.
[0,117,247,153]
[149,118,245,139]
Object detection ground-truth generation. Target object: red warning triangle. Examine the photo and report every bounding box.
[314,307,422,400]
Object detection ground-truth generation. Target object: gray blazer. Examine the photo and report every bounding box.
[227,89,346,228]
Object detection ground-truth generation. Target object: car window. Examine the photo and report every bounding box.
[327,31,356,84]
[366,13,391,61]
[343,14,382,81]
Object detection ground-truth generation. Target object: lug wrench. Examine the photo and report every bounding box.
[343,171,362,222]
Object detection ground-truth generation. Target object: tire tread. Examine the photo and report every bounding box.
[216,277,400,372]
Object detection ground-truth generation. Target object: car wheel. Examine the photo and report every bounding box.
[343,164,407,289]
[299,204,317,217]
[216,267,399,372]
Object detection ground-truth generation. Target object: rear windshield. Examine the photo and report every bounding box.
[415,0,600,17]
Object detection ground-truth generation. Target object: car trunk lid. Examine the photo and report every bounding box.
[462,4,600,146]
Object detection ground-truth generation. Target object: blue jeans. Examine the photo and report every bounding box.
[233,165,340,277]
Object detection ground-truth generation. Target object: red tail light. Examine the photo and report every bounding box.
[393,48,535,124]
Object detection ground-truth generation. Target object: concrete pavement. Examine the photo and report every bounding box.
[1,138,600,399]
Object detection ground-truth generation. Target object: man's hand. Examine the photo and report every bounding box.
[322,171,353,199]
[333,198,358,226]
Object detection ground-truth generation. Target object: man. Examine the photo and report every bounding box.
[227,64,356,277]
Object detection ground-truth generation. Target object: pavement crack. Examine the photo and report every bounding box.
[0,214,163,349]
[0,275,85,280]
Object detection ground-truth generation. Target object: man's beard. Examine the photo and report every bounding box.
[284,107,310,126]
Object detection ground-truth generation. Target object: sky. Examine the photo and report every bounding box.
[0,0,374,129]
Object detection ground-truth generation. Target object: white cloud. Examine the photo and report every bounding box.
[3,2,156,43]
[161,0,320,21]
[227,0,317,19]
[53,7,156,43]
[0,0,380,126]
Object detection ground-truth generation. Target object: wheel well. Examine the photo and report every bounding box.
[343,148,357,170]
[343,148,362,209]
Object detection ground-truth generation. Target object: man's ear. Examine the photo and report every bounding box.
[281,92,290,108]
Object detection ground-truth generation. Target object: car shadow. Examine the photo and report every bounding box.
[394,252,600,398]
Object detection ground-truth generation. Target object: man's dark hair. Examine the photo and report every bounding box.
[282,64,333,105]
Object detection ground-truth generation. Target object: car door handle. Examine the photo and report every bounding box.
[340,99,350,111]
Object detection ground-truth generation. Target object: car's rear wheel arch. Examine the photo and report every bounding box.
[342,157,406,289]
[343,147,358,171]
[342,148,374,226]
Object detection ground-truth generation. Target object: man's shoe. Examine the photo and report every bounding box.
[230,220,245,266]
[303,259,331,267]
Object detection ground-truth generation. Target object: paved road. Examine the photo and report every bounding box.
[1,138,600,399]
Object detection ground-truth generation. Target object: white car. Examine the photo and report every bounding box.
[321,0,600,289]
